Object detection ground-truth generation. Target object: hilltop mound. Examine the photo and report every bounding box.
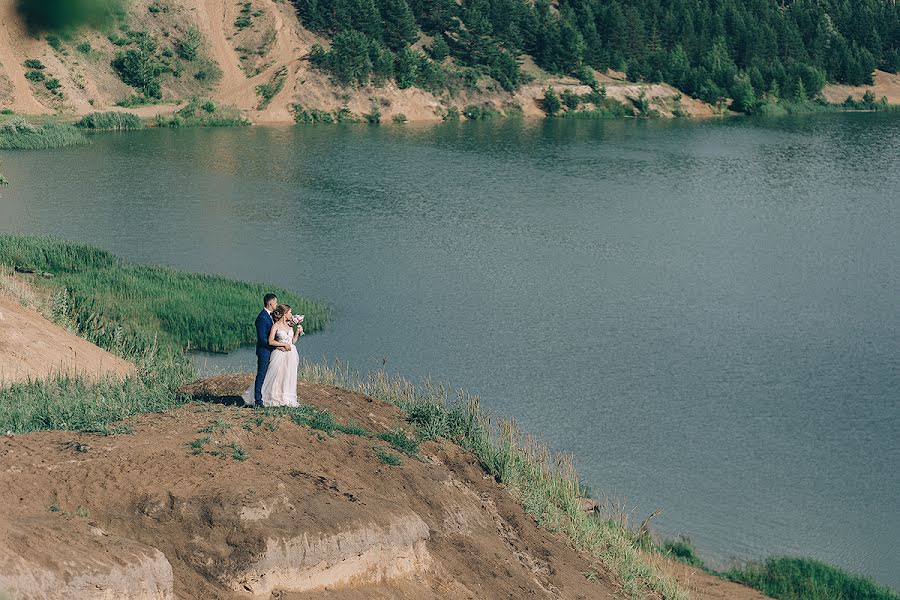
[0,374,769,599]
[0,280,132,384]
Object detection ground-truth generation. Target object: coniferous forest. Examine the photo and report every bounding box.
[292,0,900,112]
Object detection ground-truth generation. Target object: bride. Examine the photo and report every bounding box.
[243,304,302,407]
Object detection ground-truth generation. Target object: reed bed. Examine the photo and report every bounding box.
[75,111,144,131]
[297,360,689,600]
[0,235,330,353]
[723,557,899,600]
[0,119,87,149]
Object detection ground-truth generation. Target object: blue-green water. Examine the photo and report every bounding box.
[2,114,898,589]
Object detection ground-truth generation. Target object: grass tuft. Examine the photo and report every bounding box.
[376,428,418,455]
[723,557,899,600]
[75,111,143,131]
[375,446,401,466]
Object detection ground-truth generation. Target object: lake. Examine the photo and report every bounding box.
[2,113,898,589]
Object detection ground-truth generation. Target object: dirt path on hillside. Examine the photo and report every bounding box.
[0,288,133,384]
[0,0,51,113]
[194,0,252,109]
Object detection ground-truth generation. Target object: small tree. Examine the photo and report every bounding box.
[794,78,807,102]
[862,89,876,106]
[394,47,418,89]
[543,86,561,116]
[177,27,203,61]
[730,72,757,114]
[560,88,580,110]
[328,30,373,86]
[428,35,450,61]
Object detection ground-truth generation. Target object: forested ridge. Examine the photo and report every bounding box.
[293,0,900,112]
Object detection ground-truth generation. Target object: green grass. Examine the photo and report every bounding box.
[660,536,706,569]
[255,66,287,110]
[154,97,249,128]
[0,119,87,149]
[0,235,329,434]
[375,428,418,455]
[723,558,899,600]
[375,446,401,466]
[75,111,143,131]
[296,361,689,600]
[0,235,329,353]
[659,538,900,600]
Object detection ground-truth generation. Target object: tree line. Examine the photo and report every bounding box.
[293,0,899,112]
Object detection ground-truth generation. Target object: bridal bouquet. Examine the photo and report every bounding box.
[291,314,305,334]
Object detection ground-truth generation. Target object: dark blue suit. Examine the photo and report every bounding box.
[254,309,275,406]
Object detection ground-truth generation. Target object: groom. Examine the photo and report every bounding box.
[254,293,288,407]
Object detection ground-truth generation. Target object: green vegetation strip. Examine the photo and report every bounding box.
[0,119,87,150]
[723,557,899,600]
[0,235,329,433]
[661,539,899,600]
[75,112,143,131]
[0,236,329,352]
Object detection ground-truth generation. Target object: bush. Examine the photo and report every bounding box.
[442,106,460,121]
[25,70,46,82]
[23,59,45,70]
[44,78,61,91]
[391,113,407,123]
[363,102,382,124]
[194,58,222,83]
[77,41,92,53]
[560,89,580,110]
[177,27,203,61]
[112,38,163,98]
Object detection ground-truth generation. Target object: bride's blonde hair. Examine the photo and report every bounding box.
[271,304,291,322]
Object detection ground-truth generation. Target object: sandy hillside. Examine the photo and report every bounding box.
[0,0,713,122]
[0,373,770,600]
[823,69,900,104]
[0,278,132,384]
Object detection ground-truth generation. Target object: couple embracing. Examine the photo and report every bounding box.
[242,293,304,407]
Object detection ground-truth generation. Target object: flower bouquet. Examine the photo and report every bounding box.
[291,314,305,335]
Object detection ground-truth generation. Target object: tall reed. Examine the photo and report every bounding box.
[0,235,330,353]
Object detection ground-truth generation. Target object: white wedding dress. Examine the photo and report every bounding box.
[242,328,299,407]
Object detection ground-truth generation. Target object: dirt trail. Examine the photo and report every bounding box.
[194,0,252,109]
[0,0,51,114]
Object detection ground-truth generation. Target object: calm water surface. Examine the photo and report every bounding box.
[2,114,898,589]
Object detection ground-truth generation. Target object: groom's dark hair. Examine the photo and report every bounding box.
[263,293,277,306]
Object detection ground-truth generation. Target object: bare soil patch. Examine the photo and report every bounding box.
[0,374,770,599]
[0,288,133,384]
